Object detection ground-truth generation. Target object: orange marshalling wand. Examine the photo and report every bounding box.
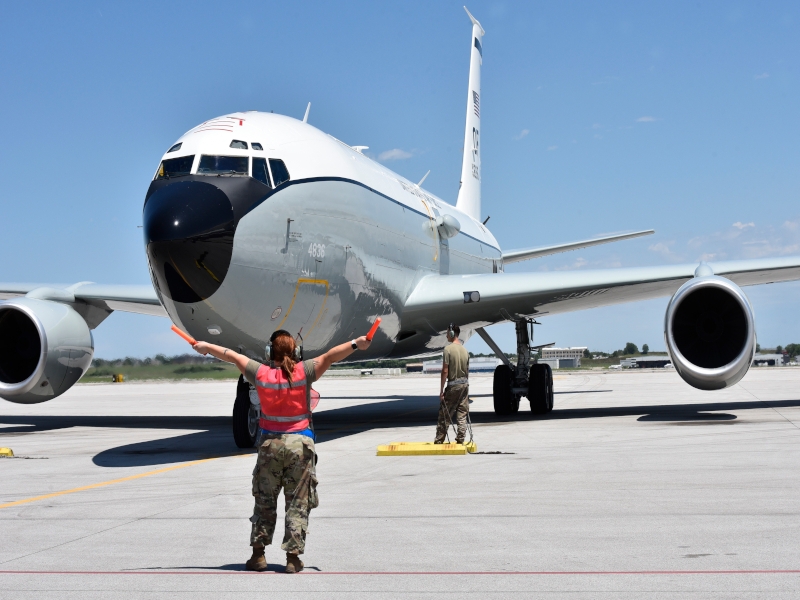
[171,325,197,345]
[366,317,382,341]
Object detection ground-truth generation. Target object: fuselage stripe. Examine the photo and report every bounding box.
[243,176,500,252]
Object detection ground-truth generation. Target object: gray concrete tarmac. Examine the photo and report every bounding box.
[1,368,800,598]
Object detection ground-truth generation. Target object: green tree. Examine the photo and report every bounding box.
[642,344,649,355]
[624,342,639,355]
[776,345,783,354]
[756,343,761,353]
[785,343,800,358]
[583,348,591,358]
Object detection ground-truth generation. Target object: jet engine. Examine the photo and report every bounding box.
[0,298,94,404]
[664,274,756,391]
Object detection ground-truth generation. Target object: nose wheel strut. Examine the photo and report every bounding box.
[476,321,555,416]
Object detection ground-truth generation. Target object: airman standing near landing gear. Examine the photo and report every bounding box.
[192,330,371,573]
[435,324,470,444]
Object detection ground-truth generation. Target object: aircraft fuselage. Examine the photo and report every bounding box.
[143,112,501,361]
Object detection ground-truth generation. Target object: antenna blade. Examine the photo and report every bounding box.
[303,102,311,123]
[417,170,430,187]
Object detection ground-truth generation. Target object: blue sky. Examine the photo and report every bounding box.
[1,1,799,358]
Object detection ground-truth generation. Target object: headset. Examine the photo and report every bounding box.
[265,329,303,362]
[447,323,456,340]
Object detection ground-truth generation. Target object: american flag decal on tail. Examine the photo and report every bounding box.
[473,91,480,118]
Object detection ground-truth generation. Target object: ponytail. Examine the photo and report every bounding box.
[271,334,298,385]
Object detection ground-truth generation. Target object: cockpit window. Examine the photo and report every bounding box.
[167,142,182,153]
[197,155,249,176]
[251,142,263,151]
[229,140,248,149]
[155,155,194,179]
[269,159,290,187]
[252,157,272,188]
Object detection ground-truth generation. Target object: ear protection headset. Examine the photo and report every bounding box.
[447,323,455,339]
[265,329,303,362]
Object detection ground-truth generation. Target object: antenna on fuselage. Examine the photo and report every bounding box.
[303,102,311,123]
[417,170,430,187]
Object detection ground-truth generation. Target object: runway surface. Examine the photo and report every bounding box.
[1,368,800,598]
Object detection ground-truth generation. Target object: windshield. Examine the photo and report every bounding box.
[197,155,249,176]
[155,155,194,180]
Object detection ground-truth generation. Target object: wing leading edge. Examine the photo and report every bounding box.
[403,256,800,332]
[0,282,166,322]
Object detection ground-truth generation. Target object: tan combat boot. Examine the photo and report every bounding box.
[285,552,304,573]
[245,545,267,572]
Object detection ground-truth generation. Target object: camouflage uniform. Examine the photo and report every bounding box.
[250,432,319,554]
[435,383,470,443]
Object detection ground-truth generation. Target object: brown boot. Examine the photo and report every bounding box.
[285,552,304,574]
[245,545,267,572]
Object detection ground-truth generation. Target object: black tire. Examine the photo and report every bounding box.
[493,364,517,415]
[528,363,554,414]
[232,375,259,448]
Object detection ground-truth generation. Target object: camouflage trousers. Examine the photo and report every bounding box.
[250,433,319,555]
[435,383,470,443]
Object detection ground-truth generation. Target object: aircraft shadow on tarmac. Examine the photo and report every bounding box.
[1,394,799,468]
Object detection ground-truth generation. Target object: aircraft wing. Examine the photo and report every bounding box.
[403,256,800,331]
[0,282,166,318]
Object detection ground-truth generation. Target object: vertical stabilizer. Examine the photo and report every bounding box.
[456,7,485,221]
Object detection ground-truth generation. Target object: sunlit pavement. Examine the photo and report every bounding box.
[1,368,800,598]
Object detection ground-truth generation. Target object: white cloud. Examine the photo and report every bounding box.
[378,148,413,161]
[648,242,674,257]
[547,145,558,151]
[732,221,755,230]
[755,72,770,80]
[636,116,658,122]
[513,129,529,140]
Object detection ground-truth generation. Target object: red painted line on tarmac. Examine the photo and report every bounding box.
[0,570,799,576]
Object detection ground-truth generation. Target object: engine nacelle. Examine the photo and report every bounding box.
[664,275,755,391]
[0,298,94,404]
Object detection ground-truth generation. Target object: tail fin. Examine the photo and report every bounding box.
[455,6,485,221]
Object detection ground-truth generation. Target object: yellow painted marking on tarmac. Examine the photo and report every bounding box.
[0,454,250,510]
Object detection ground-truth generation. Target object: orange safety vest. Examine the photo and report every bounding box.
[255,362,315,432]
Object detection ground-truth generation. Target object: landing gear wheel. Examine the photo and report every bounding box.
[233,375,259,448]
[528,363,554,414]
[493,364,519,415]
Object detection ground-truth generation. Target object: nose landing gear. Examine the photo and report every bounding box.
[476,320,555,417]
[233,375,259,448]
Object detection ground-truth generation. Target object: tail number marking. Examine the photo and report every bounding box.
[308,243,325,259]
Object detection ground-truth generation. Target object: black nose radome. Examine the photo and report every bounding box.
[144,180,235,303]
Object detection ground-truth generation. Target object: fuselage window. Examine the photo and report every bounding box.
[252,157,272,188]
[167,142,182,153]
[155,155,194,180]
[229,140,248,149]
[197,155,249,176]
[251,142,263,151]
[269,159,290,187]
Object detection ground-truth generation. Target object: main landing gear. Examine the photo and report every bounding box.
[233,375,259,448]
[477,320,554,416]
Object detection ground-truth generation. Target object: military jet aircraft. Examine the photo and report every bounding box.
[2,8,799,447]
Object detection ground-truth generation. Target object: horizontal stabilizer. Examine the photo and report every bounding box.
[502,229,655,264]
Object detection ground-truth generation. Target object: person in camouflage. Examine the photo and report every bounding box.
[435,324,470,444]
[250,432,319,557]
[192,331,372,573]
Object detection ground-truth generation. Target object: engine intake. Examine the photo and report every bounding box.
[0,298,94,404]
[664,275,755,390]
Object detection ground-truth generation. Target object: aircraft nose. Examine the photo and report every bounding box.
[143,180,235,303]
